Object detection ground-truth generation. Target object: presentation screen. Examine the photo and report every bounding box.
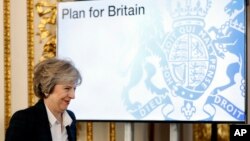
[57,0,247,122]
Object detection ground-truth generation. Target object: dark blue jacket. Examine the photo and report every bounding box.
[5,99,76,141]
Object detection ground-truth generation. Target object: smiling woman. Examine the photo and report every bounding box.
[5,58,82,141]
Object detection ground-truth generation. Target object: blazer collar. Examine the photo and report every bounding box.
[34,99,74,141]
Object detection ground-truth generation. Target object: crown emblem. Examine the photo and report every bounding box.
[169,0,212,27]
[230,19,245,33]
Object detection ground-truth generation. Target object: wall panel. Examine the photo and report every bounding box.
[10,0,28,114]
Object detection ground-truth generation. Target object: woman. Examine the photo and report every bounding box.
[5,58,82,141]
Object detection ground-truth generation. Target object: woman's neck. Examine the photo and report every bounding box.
[44,99,63,122]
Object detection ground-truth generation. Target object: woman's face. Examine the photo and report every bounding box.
[45,84,76,114]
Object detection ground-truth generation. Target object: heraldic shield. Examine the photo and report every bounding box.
[122,0,246,121]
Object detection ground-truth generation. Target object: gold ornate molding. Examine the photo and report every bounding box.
[4,0,11,131]
[217,124,230,141]
[87,122,93,141]
[27,0,35,106]
[110,122,116,141]
[193,124,229,141]
[35,0,57,61]
[193,124,211,141]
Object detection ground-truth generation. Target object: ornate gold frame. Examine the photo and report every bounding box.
[193,124,211,141]
[193,124,229,141]
[4,0,11,131]
[27,0,35,106]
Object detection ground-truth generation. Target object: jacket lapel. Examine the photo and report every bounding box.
[35,100,76,141]
[35,100,53,141]
[66,125,73,141]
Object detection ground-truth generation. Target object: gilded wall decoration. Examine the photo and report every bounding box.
[35,0,57,61]
[27,0,35,106]
[193,124,230,141]
[217,124,230,141]
[4,0,11,131]
[193,124,211,141]
[110,122,116,141]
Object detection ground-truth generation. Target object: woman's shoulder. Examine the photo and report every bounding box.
[10,100,46,120]
[10,106,37,121]
[66,109,76,120]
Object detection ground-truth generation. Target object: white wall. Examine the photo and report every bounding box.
[10,0,28,114]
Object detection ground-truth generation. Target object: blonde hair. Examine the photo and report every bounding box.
[33,58,82,98]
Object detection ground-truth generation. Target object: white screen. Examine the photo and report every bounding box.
[57,0,246,122]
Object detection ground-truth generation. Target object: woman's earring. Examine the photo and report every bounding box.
[45,93,49,97]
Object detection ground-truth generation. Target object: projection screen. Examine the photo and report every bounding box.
[57,0,247,122]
